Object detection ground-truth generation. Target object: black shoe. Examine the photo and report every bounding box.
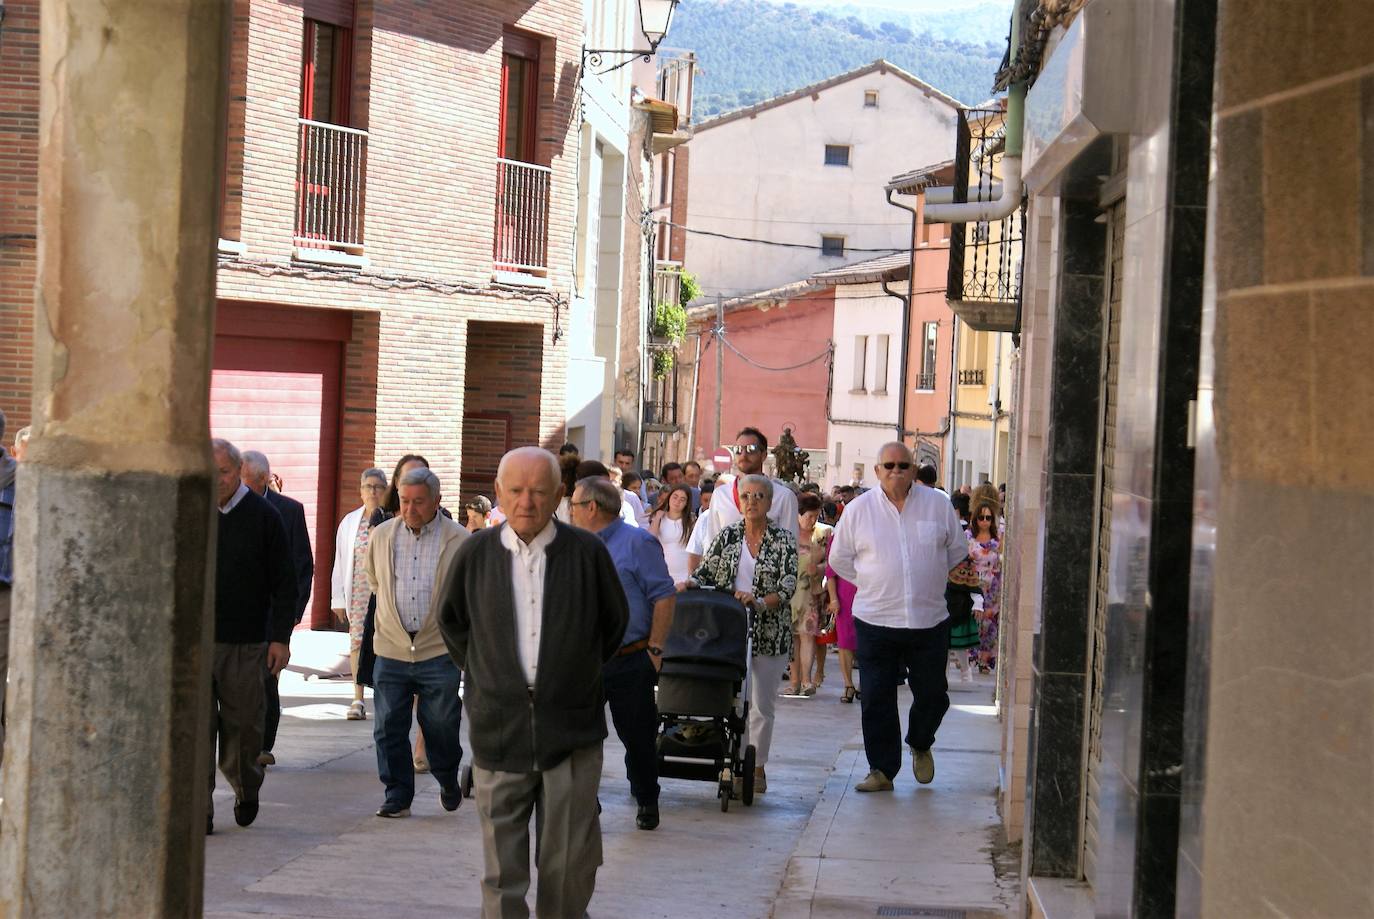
[233,800,258,827]
[206,816,214,836]
[440,784,462,812]
[376,803,411,818]
[635,804,660,830]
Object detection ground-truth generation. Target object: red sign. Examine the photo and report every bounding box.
[711,448,732,473]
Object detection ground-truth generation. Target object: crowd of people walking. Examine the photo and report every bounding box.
[186,416,1003,918]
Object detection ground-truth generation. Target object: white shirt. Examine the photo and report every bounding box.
[656,516,691,583]
[220,482,250,515]
[696,475,800,552]
[828,484,968,630]
[501,519,557,687]
[687,512,714,557]
[734,540,757,593]
[624,489,650,528]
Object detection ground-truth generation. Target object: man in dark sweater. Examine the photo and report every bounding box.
[209,439,295,835]
[241,450,314,766]
[439,447,628,919]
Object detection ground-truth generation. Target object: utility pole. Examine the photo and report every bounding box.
[714,295,724,451]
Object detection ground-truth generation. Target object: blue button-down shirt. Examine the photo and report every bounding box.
[597,518,675,645]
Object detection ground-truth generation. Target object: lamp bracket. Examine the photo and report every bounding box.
[582,47,655,76]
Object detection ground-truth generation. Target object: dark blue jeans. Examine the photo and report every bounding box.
[602,649,660,806]
[854,617,951,780]
[372,654,463,808]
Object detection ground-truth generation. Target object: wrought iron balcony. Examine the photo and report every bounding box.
[295,119,368,253]
[643,400,678,430]
[945,106,1026,333]
[494,158,552,275]
[914,372,937,391]
[959,369,986,386]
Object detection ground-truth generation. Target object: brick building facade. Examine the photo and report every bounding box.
[1,0,582,627]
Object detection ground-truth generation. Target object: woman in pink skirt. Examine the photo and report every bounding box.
[825,560,859,703]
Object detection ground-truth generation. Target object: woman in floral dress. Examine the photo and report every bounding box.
[331,467,388,720]
[967,495,1002,672]
[691,474,798,794]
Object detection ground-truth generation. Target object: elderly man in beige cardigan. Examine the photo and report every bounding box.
[365,466,469,818]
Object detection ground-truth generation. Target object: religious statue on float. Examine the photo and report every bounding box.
[771,426,809,483]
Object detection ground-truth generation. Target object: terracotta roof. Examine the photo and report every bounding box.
[810,252,911,285]
[886,159,957,193]
[692,59,964,132]
[686,278,831,320]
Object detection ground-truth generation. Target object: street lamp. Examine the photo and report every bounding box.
[583,0,682,75]
[638,0,680,50]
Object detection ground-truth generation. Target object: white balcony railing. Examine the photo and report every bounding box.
[295,119,368,252]
[494,158,552,274]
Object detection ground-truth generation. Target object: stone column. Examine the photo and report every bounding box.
[0,1,228,916]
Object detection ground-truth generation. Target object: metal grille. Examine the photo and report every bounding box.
[1083,200,1126,884]
[958,369,986,386]
[493,158,552,273]
[875,908,970,918]
[294,119,368,251]
[946,107,1026,311]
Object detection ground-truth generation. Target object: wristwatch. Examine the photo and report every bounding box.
[647,645,664,656]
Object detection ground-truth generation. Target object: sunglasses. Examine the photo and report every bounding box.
[731,444,764,455]
[878,461,913,471]
[977,514,994,521]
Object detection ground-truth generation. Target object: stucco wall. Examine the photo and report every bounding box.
[827,281,903,488]
[685,68,958,298]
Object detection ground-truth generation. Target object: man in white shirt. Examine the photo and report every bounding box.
[828,441,968,793]
[690,427,800,561]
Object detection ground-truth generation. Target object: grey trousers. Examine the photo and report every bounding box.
[473,743,604,919]
[208,641,267,816]
[0,587,9,760]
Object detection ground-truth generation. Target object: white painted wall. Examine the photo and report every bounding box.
[826,282,904,489]
[686,69,957,298]
[566,0,638,461]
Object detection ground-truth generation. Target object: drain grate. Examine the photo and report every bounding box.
[875,908,969,919]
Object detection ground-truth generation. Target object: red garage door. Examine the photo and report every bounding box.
[211,304,348,630]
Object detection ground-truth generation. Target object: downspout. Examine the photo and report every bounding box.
[948,314,959,486]
[884,186,920,444]
[922,7,1026,227]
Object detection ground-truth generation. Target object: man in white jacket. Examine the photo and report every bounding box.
[330,467,388,720]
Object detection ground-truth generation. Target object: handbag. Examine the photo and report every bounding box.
[814,609,837,645]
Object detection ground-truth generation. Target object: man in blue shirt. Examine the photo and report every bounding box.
[569,476,676,831]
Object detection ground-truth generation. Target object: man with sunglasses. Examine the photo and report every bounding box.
[828,442,968,793]
[688,426,800,565]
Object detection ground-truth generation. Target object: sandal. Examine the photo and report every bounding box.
[346,701,366,720]
[841,686,856,704]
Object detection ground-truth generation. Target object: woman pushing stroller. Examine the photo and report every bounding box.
[689,473,798,794]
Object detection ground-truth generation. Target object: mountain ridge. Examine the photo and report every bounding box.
[672,0,1008,120]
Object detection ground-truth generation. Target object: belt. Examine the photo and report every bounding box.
[616,638,650,657]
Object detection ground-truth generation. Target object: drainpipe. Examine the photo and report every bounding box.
[922,7,1026,227]
[884,186,919,444]
[948,315,959,486]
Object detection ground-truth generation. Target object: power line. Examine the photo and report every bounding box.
[666,221,906,253]
[716,333,834,372]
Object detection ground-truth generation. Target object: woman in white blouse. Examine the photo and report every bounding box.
[330,467,388,720]
[649,484,696,587]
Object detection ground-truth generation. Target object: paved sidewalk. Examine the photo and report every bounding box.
[205,663,1015,918]
[772,675,1016,919]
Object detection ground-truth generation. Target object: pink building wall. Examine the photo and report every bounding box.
[691,288,835,463]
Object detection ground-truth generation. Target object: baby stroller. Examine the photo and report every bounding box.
[655,587,757,811]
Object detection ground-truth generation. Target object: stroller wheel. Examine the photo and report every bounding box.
[741,745,757,806]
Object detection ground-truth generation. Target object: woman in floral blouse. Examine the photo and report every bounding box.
[691,473,798,795]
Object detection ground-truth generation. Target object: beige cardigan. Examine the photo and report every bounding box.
[365,514,468,663]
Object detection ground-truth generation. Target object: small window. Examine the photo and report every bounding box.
[824,144,851,167]
[852,336,868,391]
[874,334,890,393]
[821,235,845,258]
[919,322,938,390]
[864,90,879,108]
